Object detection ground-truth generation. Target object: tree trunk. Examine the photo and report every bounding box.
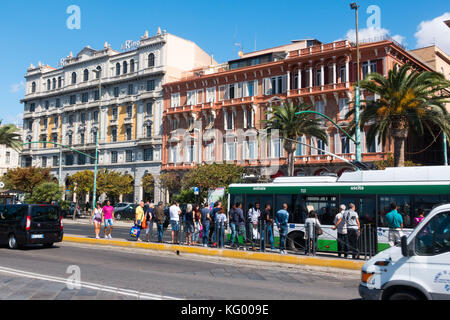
[393,129,408,167]
[284,140,297,177]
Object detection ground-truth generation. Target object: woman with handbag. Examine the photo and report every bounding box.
[304,211,322,256]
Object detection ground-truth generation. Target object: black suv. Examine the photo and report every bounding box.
[0,204,64,249]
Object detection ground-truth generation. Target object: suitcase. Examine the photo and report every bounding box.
[130,225,140,240]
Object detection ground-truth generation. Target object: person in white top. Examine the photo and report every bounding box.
[332,204,349,259]
[248,203,261,250]
[90,203,103,239]
[169,201,181,244]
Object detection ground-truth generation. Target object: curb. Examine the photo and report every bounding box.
[63,235,365,271]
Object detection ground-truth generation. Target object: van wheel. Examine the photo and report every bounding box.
[388,290,423,300]
[116,213,122,220]
[8,234,18,250]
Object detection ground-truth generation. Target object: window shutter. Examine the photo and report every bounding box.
[224,85,229,100]
[334,133,341,154]
[361,131,366,154]
[350,135,356,153]
[376,133,382,153]
[311,137,318,155]
[224,109,228,130]
[263,78,272,95]
[254,80,259,96]
[282,75,287,93]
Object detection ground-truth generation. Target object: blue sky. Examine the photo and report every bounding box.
[1,0,449,125]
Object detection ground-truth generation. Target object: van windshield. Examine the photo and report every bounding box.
[31,206,59,222]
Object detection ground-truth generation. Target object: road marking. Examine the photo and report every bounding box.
[0,266,182,300]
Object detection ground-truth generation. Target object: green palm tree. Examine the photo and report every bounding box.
[263,102,328,176]
[347,64,450,167]
[0,121,22,151]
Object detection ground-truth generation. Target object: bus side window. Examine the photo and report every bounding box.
[415,212,450,256]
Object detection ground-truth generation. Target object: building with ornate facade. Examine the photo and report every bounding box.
[162,38,432,178]
[20,28,216,203]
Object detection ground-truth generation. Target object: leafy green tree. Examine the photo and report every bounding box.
[262,102,328,176]
[97,169,134,202]
[347,64,450,167]
[67,170,94,206]
[25,182,63,204]
[0,121,22,151]
[159,172,181,200]
[173,189,196,205]
[374,154,420,170]
[181,163,246,200]
[2,167,53,194]
[142,174,155,201]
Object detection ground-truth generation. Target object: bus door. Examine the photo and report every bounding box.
[340,195,377,257]
[245,194,274,244]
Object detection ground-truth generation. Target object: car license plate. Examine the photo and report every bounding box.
[31,234,44,239]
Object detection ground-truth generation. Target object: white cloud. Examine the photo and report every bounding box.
[414,12,450,53]
[344,27,407,47]
[9,81,25,94]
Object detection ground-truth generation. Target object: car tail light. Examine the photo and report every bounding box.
[26,216,31,231]
[60,216,64,230]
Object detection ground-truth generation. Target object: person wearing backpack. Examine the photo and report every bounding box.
[345,203,360,259]
[332,204,349,259]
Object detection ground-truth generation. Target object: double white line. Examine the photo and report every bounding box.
[0,266,181,300]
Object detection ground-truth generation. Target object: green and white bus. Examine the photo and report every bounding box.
[228,166,450,254]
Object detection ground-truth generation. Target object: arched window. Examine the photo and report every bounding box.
[95,66,101,79]
[52,78,56,90]
[83,69,89,82]
[148,53,155,67]
[130,59,135,73]
[47,79,51,90]
[31,82,36,93]
[116,63,121,76]
[123,61,128,74]
[71,72,77,84]
[58,77,62,88]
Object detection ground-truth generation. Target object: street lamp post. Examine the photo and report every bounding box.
[92,66,102,211]
[350,2,362,162]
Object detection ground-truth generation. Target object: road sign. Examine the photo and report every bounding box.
[193,187,199,195]
[0,182,4,189]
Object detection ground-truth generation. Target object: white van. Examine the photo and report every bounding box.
[359,204,450,300]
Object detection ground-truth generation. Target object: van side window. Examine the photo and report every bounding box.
[6,205,27,221]
[31,206,59,222]
[415,212,450,256]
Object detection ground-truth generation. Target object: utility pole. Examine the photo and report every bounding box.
[92,66,102,211]
[350,2,362,162]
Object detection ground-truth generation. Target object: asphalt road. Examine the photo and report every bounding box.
[0,241,361,300]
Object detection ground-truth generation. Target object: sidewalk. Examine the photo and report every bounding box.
[63,218,132,227]
[63,234,365,271]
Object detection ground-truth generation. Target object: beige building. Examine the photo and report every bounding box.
[0,125,21,176]
[20,28,216,203]
[410,45,450,110]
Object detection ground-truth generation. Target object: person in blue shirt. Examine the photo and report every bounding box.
[385,202,404,247]
[275,203,290,254]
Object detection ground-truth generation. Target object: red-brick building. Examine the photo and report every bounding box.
[162,38,432,178]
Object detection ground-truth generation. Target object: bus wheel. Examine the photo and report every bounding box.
[287,232,305,252]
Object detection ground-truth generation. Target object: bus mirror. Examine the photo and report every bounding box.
[401,236,408,257]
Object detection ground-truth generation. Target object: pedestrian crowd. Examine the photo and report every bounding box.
[88,198,425,259]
